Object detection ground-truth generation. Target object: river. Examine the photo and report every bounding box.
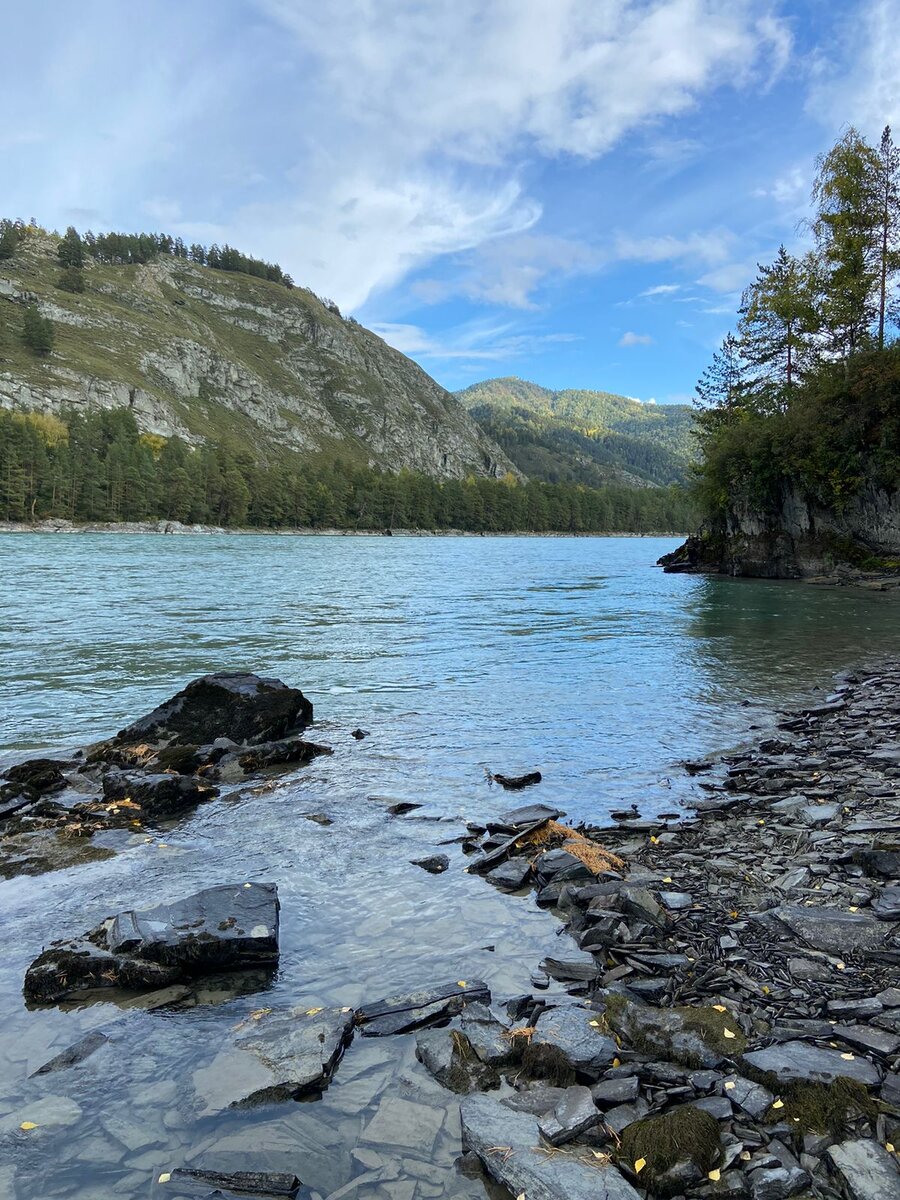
[0,533,897,1199]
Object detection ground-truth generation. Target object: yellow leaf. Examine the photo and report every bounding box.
[886,1142,895,1153]
[19,1121,38,1131]
[848,906,858,913]
[836,961,846,970]
[772,1100,784,1110]
[306,1007,323,1017]
[724,1081,735,1090]
[662,876,672,883]
[722,1028,737,1039]
[457,981,467,988]
[758,819,765,825]
[158,1174,171,1184]
[712,1005,727,1012]
[762,985,770,994]
[650,836,658,844]
[740,1151,751,1161]
[157,842,169,849]
[840,1053,854,1060]
[708,1169,721,1182]
[517,1194,525,1200]
[341,1006,352,1013]
[589,1019,601,1027]
[634,1158,646,1174]
[612,1057,621,1067]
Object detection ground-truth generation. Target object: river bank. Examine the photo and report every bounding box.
[1,662,898,1199]
[0,519,686,539]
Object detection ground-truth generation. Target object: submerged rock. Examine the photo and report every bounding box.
[460,1093,641,1200]
[24,883,279,1002]
[414,1027,499,1094]
[192,1005,354,1116]
[30,1030,109,1076]
[159,1169,302,1197]
[492,770,542,790]
[114,672,313,748]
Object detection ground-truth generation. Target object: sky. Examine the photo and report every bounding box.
[2,1,899,402]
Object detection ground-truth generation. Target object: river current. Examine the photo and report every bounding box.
[0,533,898,1200]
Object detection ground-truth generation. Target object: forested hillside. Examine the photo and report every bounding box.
[458,378,695,487]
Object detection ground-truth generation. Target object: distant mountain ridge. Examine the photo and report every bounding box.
[456,376,696,487]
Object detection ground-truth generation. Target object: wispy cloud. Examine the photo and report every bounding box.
[371,318,579,363]
[619,331,654,347]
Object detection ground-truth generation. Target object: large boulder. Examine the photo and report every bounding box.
[742,1040,882,1087]
[24,883,279,1002]
[114,673,313,747]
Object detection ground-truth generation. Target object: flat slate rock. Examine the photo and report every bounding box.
[461,1093,641,1200]
[499,803,562,826]
[30,1030,109,1076]
[356,979,490,1036]
[485,857,532,891]
[827,1139,900,1200]
[160,1169,302,1197]
[742,1040,881,1087]
[107,883,280,970]
[532,1003,617,1074]
[537,1084,603,1145]
[192,1005,354,1116]
[771,904,896,956]
[414,1027,498,1094]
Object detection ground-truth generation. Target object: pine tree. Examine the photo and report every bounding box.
[21,305,54,357]
[57,266,85,293]
[696,333,747,415]
[812,127,882,361]
[57,226,85,268]
[738,246,819,411]
[0,219,19,260]
[875,125,900,349]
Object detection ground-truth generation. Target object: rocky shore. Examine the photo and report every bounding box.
[2,664,899,1199]
[0,519,683,538]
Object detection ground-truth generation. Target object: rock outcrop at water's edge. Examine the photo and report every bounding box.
[0,672,331,877]
[659,481,900,582]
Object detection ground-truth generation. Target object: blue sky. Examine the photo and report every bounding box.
[3,2,899,401]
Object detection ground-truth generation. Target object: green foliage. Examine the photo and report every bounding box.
[78,227,293,287]
[20,304,54,357]
[0,219,21,260]
[57,226,85,269]
[0,407,699,532]
[57,266,85,294]
[459,378,695,486]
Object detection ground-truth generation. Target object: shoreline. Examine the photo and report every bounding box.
[0,519,686,539]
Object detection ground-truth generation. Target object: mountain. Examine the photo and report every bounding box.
[0,230,511,479]
[456,376,696,487]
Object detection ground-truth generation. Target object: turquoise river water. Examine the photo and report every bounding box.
[0,533,897,1200]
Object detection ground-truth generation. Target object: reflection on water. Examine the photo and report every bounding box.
[0,534,897,1199]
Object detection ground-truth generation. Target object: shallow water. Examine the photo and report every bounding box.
[0,533,898,1199]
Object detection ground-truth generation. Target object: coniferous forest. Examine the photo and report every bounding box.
[692,125,900,525]
[0,408,695,533]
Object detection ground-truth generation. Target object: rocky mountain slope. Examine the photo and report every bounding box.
[0,233,512,479]
[457,377,695,487]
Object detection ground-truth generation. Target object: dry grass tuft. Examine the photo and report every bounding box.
[517,820,624,876]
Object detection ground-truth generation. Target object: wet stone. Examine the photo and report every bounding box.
[102,769,218,818]
[191,1004,354,1116]
[722,1074,775,1119]
[414,1027,498,1094]
[410,854,449,874]
[357,979,490,1036]
[460,1093,642,1200]
[771,904,896,956]
[499,803,562,826]
[485,857,531,891]
[748,1166,810,1200]
[459,1001,510,1064]
[30,1029,109,1075]
[592,1076,641,1106]
[361,1095,445,1152]
[160,1169,302,1197]
[660,890,693,911]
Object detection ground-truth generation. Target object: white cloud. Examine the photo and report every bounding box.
[614,230,734,266]
[371,318,579,362]
[619,331,654,346]
[754,164,807,206]
[806,1,900,136]
[641,283,682,297]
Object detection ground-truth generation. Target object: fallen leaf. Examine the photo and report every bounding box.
[762,985,770,994]
[724,1081,735,1090]
[634,1158,646,1174]
[840,1053,855,1060]
[662,876,672,883]
[158,1174,171,1184]
[457,981,467,988]
[886,1142,895,1153]
[19,1121,38,1131]
[772,1100,784,1110]
[708,1169,721,1182]
[836,961,846,971]
[612,1057,621,1067]
[306,1007,323,1017]
[712,1004,727,1012]
[341,1006,352,1013]
[722,1028,737,1039]
[740,1151,751,1161]
[848,906,858,913]
[589,1019,601,1027]
[649,836,658,844]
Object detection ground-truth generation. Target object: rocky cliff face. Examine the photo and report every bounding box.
[0,237,512,479]
[660,481,900,578]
